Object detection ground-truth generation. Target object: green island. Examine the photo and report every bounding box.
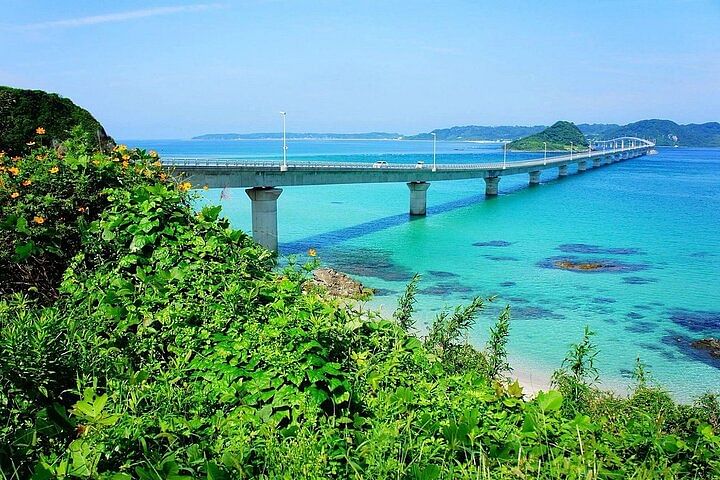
[507,121,589,152]
[1,94,720,479]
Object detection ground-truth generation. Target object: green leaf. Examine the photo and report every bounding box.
[536,390,563,413]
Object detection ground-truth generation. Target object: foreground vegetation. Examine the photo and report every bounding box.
[1,133,719,479]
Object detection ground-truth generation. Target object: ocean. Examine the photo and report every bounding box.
[129,138,720,401]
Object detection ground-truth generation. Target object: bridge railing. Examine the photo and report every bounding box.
[161,142,652,171]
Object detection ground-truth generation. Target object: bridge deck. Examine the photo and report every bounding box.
[163,143,651,188]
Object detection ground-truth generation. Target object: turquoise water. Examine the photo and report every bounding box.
[132,139,720,400]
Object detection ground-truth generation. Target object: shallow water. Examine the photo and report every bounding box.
[131,139,720,401]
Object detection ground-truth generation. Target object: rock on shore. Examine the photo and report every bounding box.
[309,268,373,299]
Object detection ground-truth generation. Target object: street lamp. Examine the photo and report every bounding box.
[280,111,287,172]
[543,141,547,165]
[431,132,437,172]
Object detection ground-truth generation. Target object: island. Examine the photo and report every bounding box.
[507,120,588,151]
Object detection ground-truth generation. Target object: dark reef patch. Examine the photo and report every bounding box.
[689,251,715,258]
[327,247,414,282]
[419,281,474,297]
[537,256,649,273]
[505,296,529,304]
[558,243,644,255]
[592,297,617,304]
[622,276,658,285]
[427,270,459,279]
[499,281,516,287]
[483,255,519,262]
[473,240,513,247]
[626,311,645,320]
[625,321,658,334]
[511,305,565,320]
[667,308,720,334]
[633,304,654,311]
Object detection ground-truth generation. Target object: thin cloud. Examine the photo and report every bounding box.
[17,4,224,30]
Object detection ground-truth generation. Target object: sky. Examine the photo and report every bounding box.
[1,0,719,139]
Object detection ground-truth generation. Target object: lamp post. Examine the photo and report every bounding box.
[543,141,547,165]
[431,132,437,172]
[280,111,287,172]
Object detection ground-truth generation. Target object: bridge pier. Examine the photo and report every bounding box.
[578,160,587,172]
[407,181,430,215]
[593,158,601,167]
[245,187,282,253]
[484,176,500,196]
[558,164,569,177]
[529,170,541,186]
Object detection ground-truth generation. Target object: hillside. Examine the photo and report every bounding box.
[404,125,546,141]
[193,132,401,140]
[599,119,720,147]
[507,121,589,151]
[0,86,113,156]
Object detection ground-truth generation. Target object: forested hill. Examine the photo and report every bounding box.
[193,132,401,140]
[0,86,113,156]
[404,125,546,141]
[598,119,720,147]
[507,121,588,151]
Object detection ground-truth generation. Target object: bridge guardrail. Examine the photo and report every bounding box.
[160,140,653,171]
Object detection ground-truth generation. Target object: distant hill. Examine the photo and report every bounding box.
[507,121,588,151]
[403,125,546,141]
[598,119,720,147]
[0,86,113,156]
[193,132,401,140]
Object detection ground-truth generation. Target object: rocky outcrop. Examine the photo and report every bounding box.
[691,338,720,359]
[309,268,373,299]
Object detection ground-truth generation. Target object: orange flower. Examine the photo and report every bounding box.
[11,192,20,199]
[203,185,209,190]
[308,248,317,257]
[77,206,87,213]
[178,181,192,192]
[22,180,32,187]
[149,150,158,158]
[92,160,100,166]
[122,154,130,161]
[36,127,46,135]
[122,161,129,169]
[33,216,45,224]
[152,160,162,167]
[49,166,59,174]
[8,167,19,176]
[159,173,167,180]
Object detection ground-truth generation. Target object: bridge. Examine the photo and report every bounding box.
[164,137,654,252]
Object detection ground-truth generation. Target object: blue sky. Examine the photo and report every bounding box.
[2,1,719,138]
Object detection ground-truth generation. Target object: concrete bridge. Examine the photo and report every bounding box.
[164,137,654,252]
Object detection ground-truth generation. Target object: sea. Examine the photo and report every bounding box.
[128,138,720,401]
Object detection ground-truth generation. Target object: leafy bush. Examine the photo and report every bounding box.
[1,136,719,479]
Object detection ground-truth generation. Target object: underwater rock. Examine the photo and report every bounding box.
[667,308,720,333]
[622,276,657,285]
[691,338,720,359]
[427,270,459,279]
[511,305,565,320]
[499,281,516,287]
[483,255,519,262]
[473,240,513,247]
[592,297,617,304]
[626,311,645,320]
[419,281,474,296]
[557,243,644,255]
[328,247,414,282]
